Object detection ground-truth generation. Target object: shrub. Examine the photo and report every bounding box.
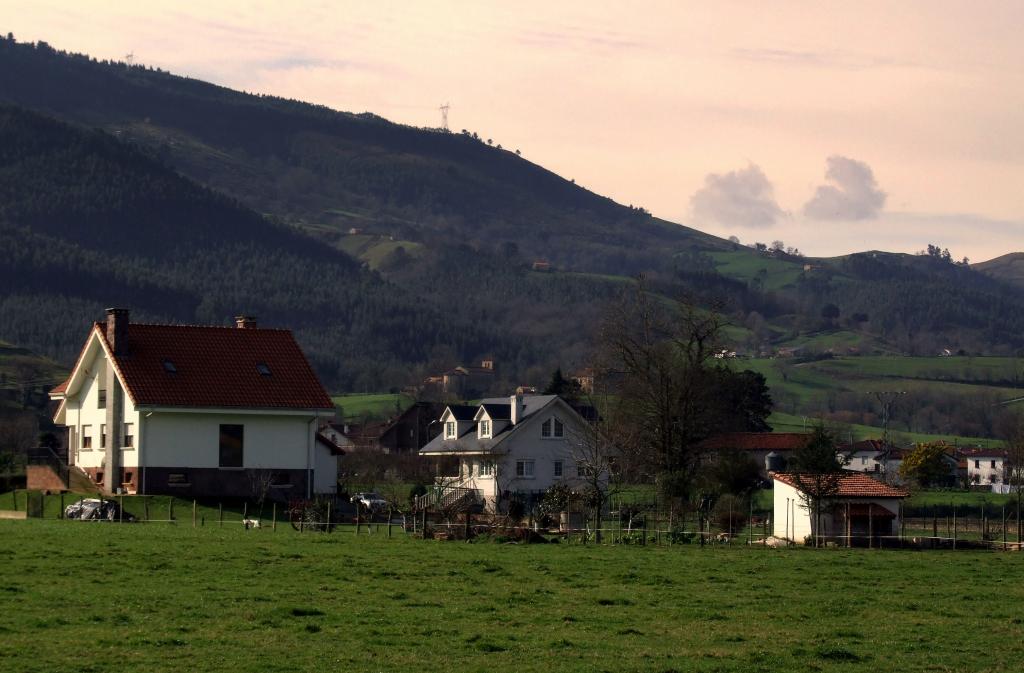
[711,494,748,535]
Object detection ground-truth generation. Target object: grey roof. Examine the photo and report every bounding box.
[480,403,511,420]
[445,404,478,421]
[421,395,560,455]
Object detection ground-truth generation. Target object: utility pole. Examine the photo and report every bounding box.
[124,51,134,66]
[868,391,906,479]
[438,102,450,131]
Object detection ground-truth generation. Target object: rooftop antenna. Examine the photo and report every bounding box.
[124,51,134,66]
[438,102,450,131]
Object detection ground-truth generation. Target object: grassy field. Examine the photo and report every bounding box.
[768,411,1003,447]
[708,250,807,291]
[2,521,1024,672]
[331,392,413,421]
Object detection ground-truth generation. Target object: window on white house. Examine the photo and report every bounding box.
[480,461,495,477]
[553,418,564,438]
[541,419,552,438]
[100,424,107,449]
[123,423,134,448]
[516,459,535,478]
[553,460,563,478]
[991,460,997,468]
[219,424,244,468]
[98,389,106,409]
[861,457,867,465]
[479,420,491,437]
[445,421,456,438]
[975,460,980,469]
[81,425,92,450]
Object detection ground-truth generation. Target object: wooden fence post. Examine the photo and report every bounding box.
[953,506,957,550]
[272,502,277,531]
[868,503,873,549]
[144,498,149,523]
[192,499,197,528]
[168,498,173,523]
[219,502,223,527]
[388,507,393,538]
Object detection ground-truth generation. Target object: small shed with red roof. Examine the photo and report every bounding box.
[771,471,909,546]
[47,309,337,498]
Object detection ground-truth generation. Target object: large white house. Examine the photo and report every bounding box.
[47,309,338,498]
[419,394,599,511]
[771,472,908,546]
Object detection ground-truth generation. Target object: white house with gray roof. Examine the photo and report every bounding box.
[419,394,593,512]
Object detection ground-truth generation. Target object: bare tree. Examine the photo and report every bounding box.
[565,414,620,542]
[597,280,770,500]
[247,469,276,516]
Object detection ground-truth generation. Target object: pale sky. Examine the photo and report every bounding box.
[4,1,1023,261]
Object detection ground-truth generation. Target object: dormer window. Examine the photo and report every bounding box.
[553,418,564,438]
[479,420,491,438]
[541,419,551,437]
[256,363,271,377]
[162,360,177,374]
[445,421,456,439]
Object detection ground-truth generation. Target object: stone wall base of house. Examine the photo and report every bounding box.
[140,467,310,500]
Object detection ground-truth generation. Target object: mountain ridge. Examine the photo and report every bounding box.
[2,35,1024,393]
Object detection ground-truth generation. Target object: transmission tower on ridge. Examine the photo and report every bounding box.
[124,51,135,66]
[438,102,450,131]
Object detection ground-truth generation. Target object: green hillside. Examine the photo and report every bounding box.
[3,35,1024,402]
[745,355,1024,440]
[975,252,1024,288]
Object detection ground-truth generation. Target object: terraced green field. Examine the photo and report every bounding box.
[331,392,413,421]
[2,520,1023,672]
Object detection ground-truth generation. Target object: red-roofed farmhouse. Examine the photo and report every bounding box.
[45,309,338,498]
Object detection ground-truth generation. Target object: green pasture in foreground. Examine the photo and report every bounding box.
[3,521,1024,672]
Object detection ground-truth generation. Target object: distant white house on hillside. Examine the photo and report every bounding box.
[419,394,601,512]
[46,309,339,498]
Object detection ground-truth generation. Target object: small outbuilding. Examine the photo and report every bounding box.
[771,472,909,546]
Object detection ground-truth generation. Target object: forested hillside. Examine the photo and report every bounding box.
[0,105,503,390]
[2,35,1024,402]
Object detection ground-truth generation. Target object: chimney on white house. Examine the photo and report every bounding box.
[235,315,258,329]
[510,393,525,425]
[105,308,129,356]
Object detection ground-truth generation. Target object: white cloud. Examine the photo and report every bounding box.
[803,155,886,220]
[689,164,784,229]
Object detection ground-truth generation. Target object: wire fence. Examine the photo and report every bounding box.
[4,489,1024,551]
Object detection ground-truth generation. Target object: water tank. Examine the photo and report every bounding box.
[765,451,786,473]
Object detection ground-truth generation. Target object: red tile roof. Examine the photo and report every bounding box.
[96,322,334,410]
[959,448,1008,459]
[50,379,68,395]
[771,471,909,498]
[699,432,811,452]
